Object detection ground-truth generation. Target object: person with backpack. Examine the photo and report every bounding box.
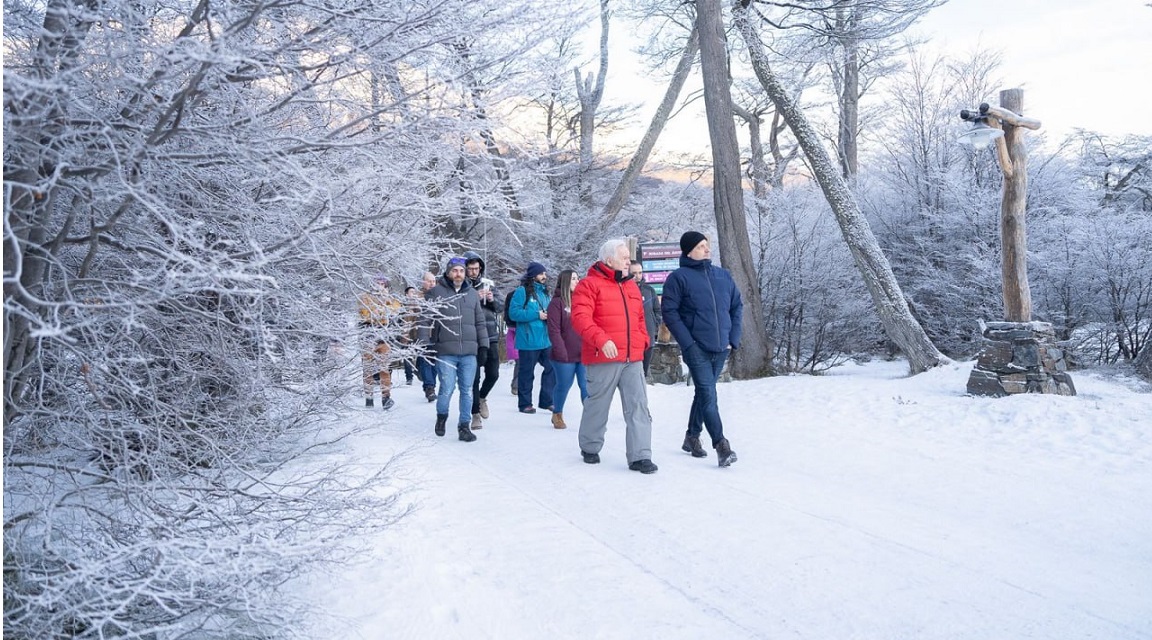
[358,274,402,411]
[504,287,520,395]
[508,262,555,414]
[463,251,502,429]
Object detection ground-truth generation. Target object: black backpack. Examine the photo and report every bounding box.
[503,284,534,327]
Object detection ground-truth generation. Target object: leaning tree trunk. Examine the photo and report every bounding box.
[733,0,947,374]
[585,25,699,253]
[696,0,774,378]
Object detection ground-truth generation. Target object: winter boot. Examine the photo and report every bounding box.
[365,397,374,408]
[551,412,567,429]
[434,414,448,437]
[478,397,490,419]
[682,434,707,458]
[715,438,737,468]
[471,413,483,430]
[424,386,437,402]
[628,459,659,474]
[458,423,477,442]
[380,396,395,411]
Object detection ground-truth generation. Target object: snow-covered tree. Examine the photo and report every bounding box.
[3,0,553,636]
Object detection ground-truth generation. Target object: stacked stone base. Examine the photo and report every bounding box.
[967,321,1076,397]
[649,342,685,385]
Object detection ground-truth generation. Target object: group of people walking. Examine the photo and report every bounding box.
[360,231,744,473]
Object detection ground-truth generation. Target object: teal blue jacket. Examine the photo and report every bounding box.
[509,281,552,351]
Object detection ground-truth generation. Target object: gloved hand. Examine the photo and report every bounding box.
[476,345,489,366]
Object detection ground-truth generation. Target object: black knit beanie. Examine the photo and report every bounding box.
[680,231,707,255]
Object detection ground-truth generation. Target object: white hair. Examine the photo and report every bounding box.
[598,238,629,263]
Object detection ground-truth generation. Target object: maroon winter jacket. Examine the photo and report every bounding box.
[546,296,583,363]
[571,261,650,365]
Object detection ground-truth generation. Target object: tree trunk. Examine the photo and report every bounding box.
[733,0,948,374]
[696,0,774,378]
[4,0,99,422]
[836,34,860,185]
[454,41,523,221]
[998,88,1032,322]
[575,0,610,211]
[587,25,699,251]
[733,103,772,228]
[1135,340,1152,382]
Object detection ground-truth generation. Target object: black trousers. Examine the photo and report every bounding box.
[471,341,501,414]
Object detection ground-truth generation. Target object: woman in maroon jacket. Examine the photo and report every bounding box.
[546,270,587,429]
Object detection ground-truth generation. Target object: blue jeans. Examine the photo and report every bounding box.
[418,355,437,389]
[436,354,477,425]
[552,361,587,413]
[682,344,728,446]
[517,348,555,411]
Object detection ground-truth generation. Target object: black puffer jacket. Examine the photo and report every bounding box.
[463,251,503,345]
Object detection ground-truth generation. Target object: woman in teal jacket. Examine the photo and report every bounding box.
[509,262,555,413]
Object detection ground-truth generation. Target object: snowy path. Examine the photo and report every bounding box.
[304,360,1152,639]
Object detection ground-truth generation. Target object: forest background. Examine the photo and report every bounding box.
[4,0,1150,637]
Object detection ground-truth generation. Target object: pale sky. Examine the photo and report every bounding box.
[910,0,1152,140]
[598,0,1152,160]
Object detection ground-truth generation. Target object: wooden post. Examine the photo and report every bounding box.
[997,88,1032,322]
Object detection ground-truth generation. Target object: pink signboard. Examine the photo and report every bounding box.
[638,242,680,297]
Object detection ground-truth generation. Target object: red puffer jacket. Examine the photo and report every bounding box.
[571,261,650,365]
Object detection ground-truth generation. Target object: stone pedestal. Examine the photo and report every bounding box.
[647,342,734,385]
[649,342,685,385]
[966,321,1076,397]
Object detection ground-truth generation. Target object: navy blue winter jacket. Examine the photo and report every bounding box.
[661,256,743,353]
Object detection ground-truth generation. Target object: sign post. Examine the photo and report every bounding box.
[637,242,685,384]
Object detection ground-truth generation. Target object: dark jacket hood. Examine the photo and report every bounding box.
[462,251,486,277]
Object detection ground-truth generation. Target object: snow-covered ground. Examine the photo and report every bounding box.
[304,359,1152,639]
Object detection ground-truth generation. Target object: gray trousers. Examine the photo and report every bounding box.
[578,361,653,464]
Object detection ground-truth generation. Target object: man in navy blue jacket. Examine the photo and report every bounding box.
[661,231,742,467]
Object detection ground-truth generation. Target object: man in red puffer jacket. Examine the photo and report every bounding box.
[570,238,657,474]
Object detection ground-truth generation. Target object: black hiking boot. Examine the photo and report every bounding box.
[365,397,374,408]
[458,424,477,442]
[424,386,436,402]
[716,438,737,468]
[434,414,447,437]
[581,450,600,464]
[682,434,707,458]
[628,459,659,474]
[380,396,395,411]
